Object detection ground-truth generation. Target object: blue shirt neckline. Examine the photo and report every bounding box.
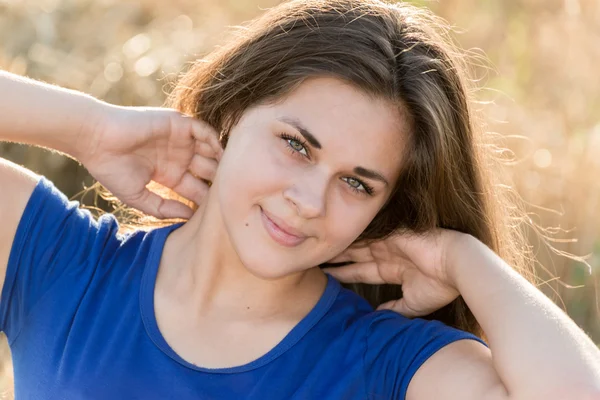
[139,222,342,374]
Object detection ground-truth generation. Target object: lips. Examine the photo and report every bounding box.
[260,207,307,247]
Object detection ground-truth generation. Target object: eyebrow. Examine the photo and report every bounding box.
[353,167,389,187]
[278,117,322,149]
[277,116,390,187]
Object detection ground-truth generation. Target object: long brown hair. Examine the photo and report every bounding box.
[118,0,539,338]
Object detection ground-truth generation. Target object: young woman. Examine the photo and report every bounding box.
[1,0,599,399]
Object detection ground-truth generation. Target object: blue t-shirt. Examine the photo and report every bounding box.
[0,177,487,399]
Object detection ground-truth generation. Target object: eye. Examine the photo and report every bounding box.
[342,177,374,196]
[279,133,309,158]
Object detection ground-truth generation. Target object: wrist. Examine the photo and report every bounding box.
[73,97,113,162]
[445,233,482,290]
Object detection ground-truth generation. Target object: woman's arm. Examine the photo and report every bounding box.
[0,71,221,310]
[444,235,600,398]
[0,70,221,220]
[323,231,600,399]
[0,70,103,303]
[407,235,600,400]
[0,70,101,158]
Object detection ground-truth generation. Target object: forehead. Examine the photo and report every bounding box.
[269,77,408,177]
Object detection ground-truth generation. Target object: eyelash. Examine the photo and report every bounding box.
[278,132,375,196]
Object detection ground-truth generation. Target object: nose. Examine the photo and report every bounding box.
[283,172,327,219]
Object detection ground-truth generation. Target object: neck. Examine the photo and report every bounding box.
[158,185,327,322]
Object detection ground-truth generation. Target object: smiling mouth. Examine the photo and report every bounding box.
[260,207,307,247]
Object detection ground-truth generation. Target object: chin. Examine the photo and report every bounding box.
[246,266,295,281]
[237,242,303,279]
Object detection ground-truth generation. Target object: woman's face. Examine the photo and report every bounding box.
[215,77,408,279]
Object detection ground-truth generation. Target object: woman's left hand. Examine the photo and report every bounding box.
[322,228,468,318]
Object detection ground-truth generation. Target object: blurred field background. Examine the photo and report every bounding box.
[0,0,599,395]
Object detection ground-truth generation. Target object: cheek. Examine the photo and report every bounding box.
[215,136,291,229]
[220,136,300,199]
[320,203,379,258]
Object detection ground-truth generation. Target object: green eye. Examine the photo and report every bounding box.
[346,177,361,189]
[289,139,305,152]
[280,133,309,157]
[341,176,374,196]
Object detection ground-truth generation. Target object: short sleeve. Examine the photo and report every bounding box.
[0,177,119,343]
[363,311,488,400]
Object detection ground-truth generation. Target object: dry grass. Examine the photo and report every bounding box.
[0,0,599,394]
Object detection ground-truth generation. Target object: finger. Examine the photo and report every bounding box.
[189,154,217,182]
[376,299,398,311]
[350,240,372,249]
[322,262,388,285]
[196,141,221,161]
[127,189,193,220]
[190,119,223,159]
[325,252,353,263]
[172,171,210,206]
[377,299,421,318]
[327,246,374,264]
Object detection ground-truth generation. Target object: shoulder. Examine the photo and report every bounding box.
[360,310,491,400]
[406,338,506,400]
[7,175,161,277]
[305,281,501,399]
[361,309,486,348]
[0,176,167,340]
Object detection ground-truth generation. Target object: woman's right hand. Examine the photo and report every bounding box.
[79,103,223,220]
